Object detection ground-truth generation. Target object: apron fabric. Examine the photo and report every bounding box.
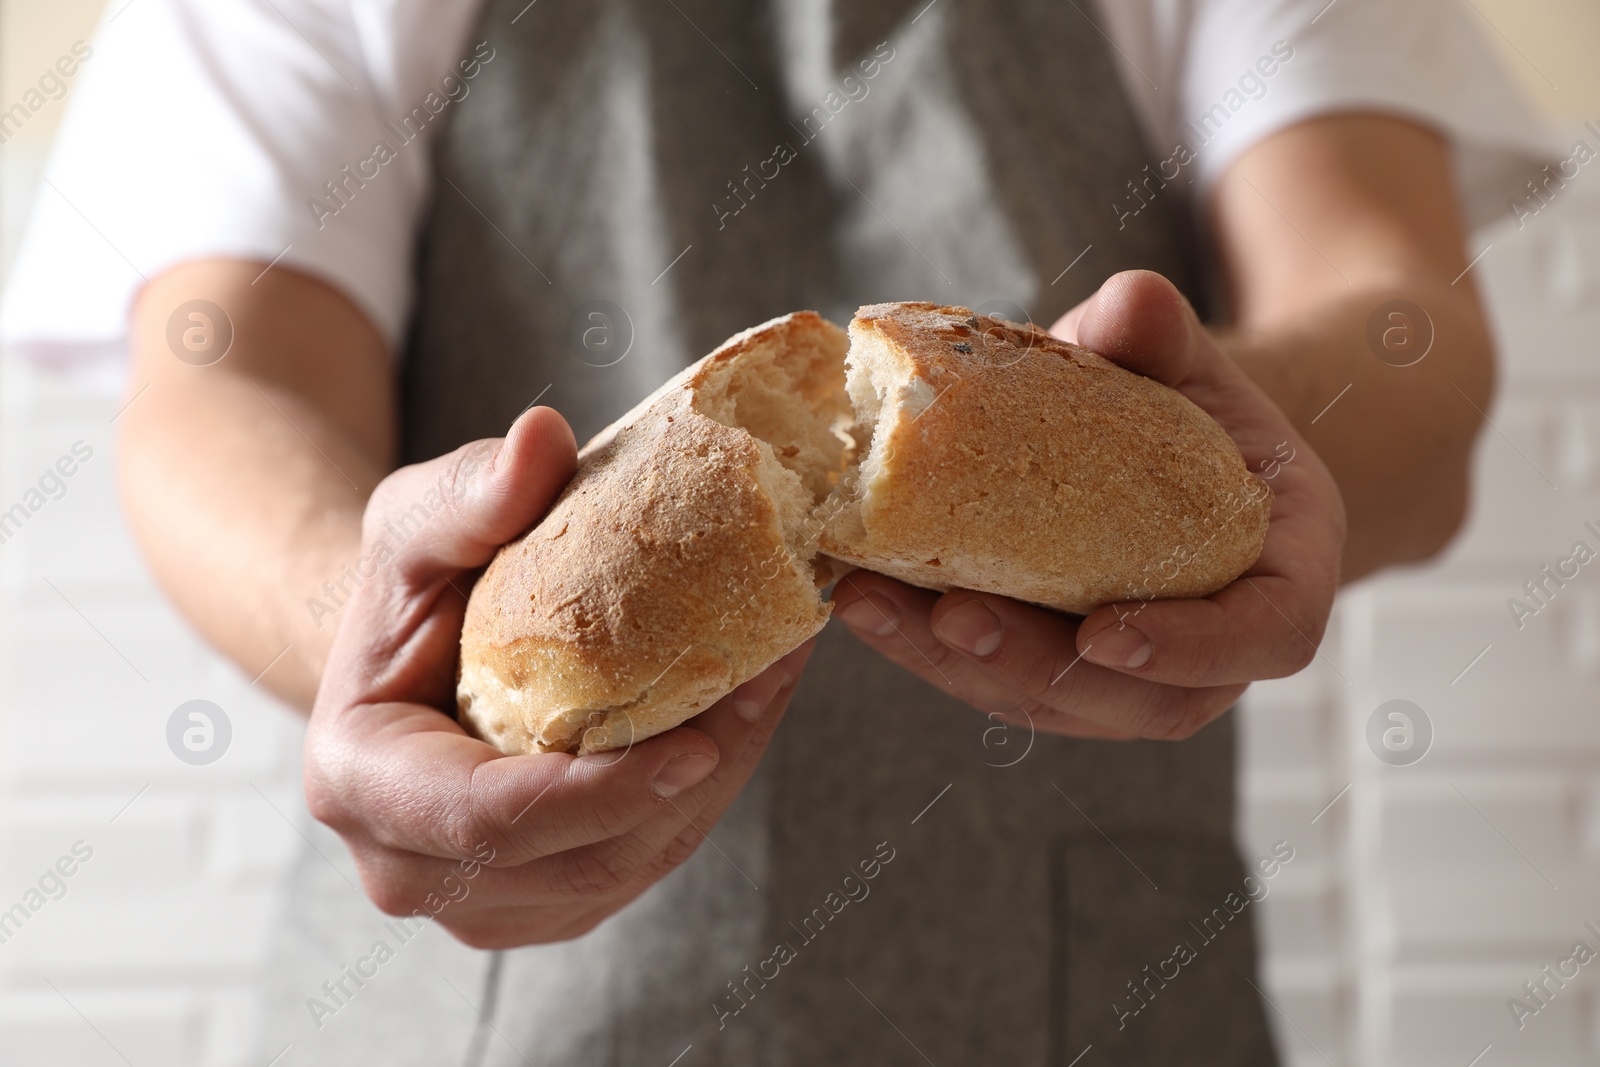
[254,2,1278,1063]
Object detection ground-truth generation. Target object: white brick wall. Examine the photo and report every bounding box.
[3,16,1598,1067]
[1236,170,1600,1066]
[1,132,308,1061]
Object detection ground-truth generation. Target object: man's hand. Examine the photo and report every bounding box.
[305,407,813,948]
[831,270,1345,741]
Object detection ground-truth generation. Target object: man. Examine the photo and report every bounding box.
[0,0,1545,1062]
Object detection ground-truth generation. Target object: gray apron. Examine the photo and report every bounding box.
[256,2,1278,1064]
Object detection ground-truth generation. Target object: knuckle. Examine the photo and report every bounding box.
[1148,714,1205,742]
[586,794,643,842]
[556,914,606,941]
[1018,651,1067,702]
[440,440,496,527]
[362,471,411,539]
[551,848,632,899]
[447,808,495,863]
[1284,639,1319,675]
[454,770,518,865]
[651,830,702,878]
[1134,691,1214,742]
[302,769,349,832]
[443,917,543,952]
[362,875,422,918]
[446,924,511,951]
[923,638,972,681]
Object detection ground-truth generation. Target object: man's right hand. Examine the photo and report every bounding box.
[304,406,812,948]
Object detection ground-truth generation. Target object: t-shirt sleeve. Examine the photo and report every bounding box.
[0,0,483,380]
[1096,0,1558,228]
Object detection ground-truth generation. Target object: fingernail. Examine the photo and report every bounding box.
[1081,624,1153,669]
[651,754,717,798]
[732,693,767,722]
[932,599,1003,657]
[836,594,899,637]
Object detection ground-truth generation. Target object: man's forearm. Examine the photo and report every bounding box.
[1208,115,1498,584]
[1222,277,1494,582]
[120,261,395,711]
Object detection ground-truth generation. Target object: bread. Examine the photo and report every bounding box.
[457,312,851,756]
[457,303,1270,755]
[817,302,1272,613]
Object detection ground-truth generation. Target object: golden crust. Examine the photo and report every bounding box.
[818,302,1272,615]
[457,313,839,756]
[459,303,1272,755]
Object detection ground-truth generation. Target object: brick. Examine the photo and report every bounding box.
[1254,887,1340,961]
[1238,689,1334,773]
[1377,775,1573,879]
[1375,776,1596,957]
[0,986,199,1067]
[1353,587,1600,756]
[0,606,297,785]
[204,787,305,887]
[196,985,268,1067]
[1382,965,1592,1065]
[0,794,202,890]
[1436,400,1600,565]
[1254,962,1345,1067]
[0,422,152,599]
[1237,782,1345,868]
[0,889,279,977]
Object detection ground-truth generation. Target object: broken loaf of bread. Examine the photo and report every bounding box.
[458,303,1272,755]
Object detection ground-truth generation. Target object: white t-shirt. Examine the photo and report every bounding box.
[0,0,1552,380]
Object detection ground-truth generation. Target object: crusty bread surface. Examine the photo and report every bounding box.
[457,312,847,756]
[459,303,1271,755]
[818,302,1272,614]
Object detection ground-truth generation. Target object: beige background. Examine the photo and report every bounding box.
[3,0,1598,132]
[4,0,1600,134]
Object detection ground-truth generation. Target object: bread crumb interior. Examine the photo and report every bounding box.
[693,316,903,575]
[694,324,859,565]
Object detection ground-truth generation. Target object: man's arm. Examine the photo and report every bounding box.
[120,260,812,950]
[120,260,395,710]
[1210,113,1495,580]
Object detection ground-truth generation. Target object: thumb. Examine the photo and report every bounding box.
[1070,269,1207,390]
[365,405,578,583]
[1058,270,1268,441]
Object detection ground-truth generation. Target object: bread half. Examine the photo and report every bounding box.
[457,312,850,756]
[458,303,1271,755]
[818,302,1272,613]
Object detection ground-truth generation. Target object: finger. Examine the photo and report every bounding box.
[833,573,1240,739]
[365,405,577,582]
[438,898,635,951]
[572,642,815,873]
[830,573,975,700]
[346,832,666,915]
[348,643,816,915]
[304,698,723,866]
[667,641,813,811]
[1062,270,1345,687]
[336,841,639,949]
[1048,296,1093,344]
[725,644,801,722]
[308,643,813,867]
[1071,270,1302,470]
[926,586,1246,738]
[1075,504,1341,687]
[980,706,1141,741]
[319,406,579,706]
